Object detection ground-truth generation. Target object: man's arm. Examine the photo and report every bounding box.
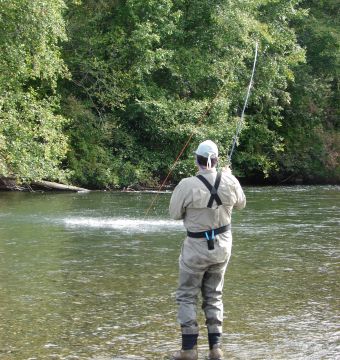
[223,167,246,210]
[233,178,246,210]
[169,180,186,220]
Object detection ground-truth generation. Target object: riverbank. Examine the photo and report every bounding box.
[0,176,176,193]
[0,175,339,193]
[0,177,89,192]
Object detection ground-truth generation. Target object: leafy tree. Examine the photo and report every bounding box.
[0,0,69,182]
[271,0,340,183]
[1,0,337,188]
[63,0,305,187]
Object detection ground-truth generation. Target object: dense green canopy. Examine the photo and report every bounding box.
[0,0,339,188]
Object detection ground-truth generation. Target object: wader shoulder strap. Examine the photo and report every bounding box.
[196,172,222,208]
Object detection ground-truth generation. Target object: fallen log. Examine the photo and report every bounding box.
[0,177,89,192]
[31,180,89,192]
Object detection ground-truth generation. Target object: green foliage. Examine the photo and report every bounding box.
[0,91,69,181]
[61,96,117,188]
[62,0,306,187]
[0,0,67,91]
[0,0,69,182]
[0,0,338,187]
[270,0,340,183]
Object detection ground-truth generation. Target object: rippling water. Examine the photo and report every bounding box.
[63,217,183,232]
[0,187,339,359]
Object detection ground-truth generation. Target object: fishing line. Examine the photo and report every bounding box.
[145,42,259,217]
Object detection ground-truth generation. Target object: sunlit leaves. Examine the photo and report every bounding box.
[0,0,69,182]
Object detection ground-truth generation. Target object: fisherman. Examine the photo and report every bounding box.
[169,140,246,360]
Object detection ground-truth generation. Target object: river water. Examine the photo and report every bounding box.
[0,186,339,360]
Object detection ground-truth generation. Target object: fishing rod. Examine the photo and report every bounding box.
[228,41,258,163]
[145,41,259,216]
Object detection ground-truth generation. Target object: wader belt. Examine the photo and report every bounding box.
[196,172,222,208]
[186,224,231,250]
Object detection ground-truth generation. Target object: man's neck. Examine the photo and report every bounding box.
[197,167,217,174]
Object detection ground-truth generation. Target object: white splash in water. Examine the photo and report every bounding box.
[63,217,183,233]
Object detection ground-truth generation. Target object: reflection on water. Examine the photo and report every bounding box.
[0,187,339,359]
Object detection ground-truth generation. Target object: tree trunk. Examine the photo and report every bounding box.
[0,177,89,192]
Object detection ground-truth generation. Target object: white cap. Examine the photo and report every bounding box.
[195,140,218,158]
[195,140,218,169]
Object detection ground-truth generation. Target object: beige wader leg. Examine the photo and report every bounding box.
[201,264,227,334]
[176,267,204,335]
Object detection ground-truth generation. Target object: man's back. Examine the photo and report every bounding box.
[169,168,246,233]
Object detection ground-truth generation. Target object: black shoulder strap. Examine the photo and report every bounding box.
[196,172,222,208]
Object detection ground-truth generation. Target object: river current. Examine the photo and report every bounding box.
[0,186,339,359]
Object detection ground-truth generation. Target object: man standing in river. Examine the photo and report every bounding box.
[169,140,246,360]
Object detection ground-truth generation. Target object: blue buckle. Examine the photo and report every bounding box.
[204,229,215,241]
